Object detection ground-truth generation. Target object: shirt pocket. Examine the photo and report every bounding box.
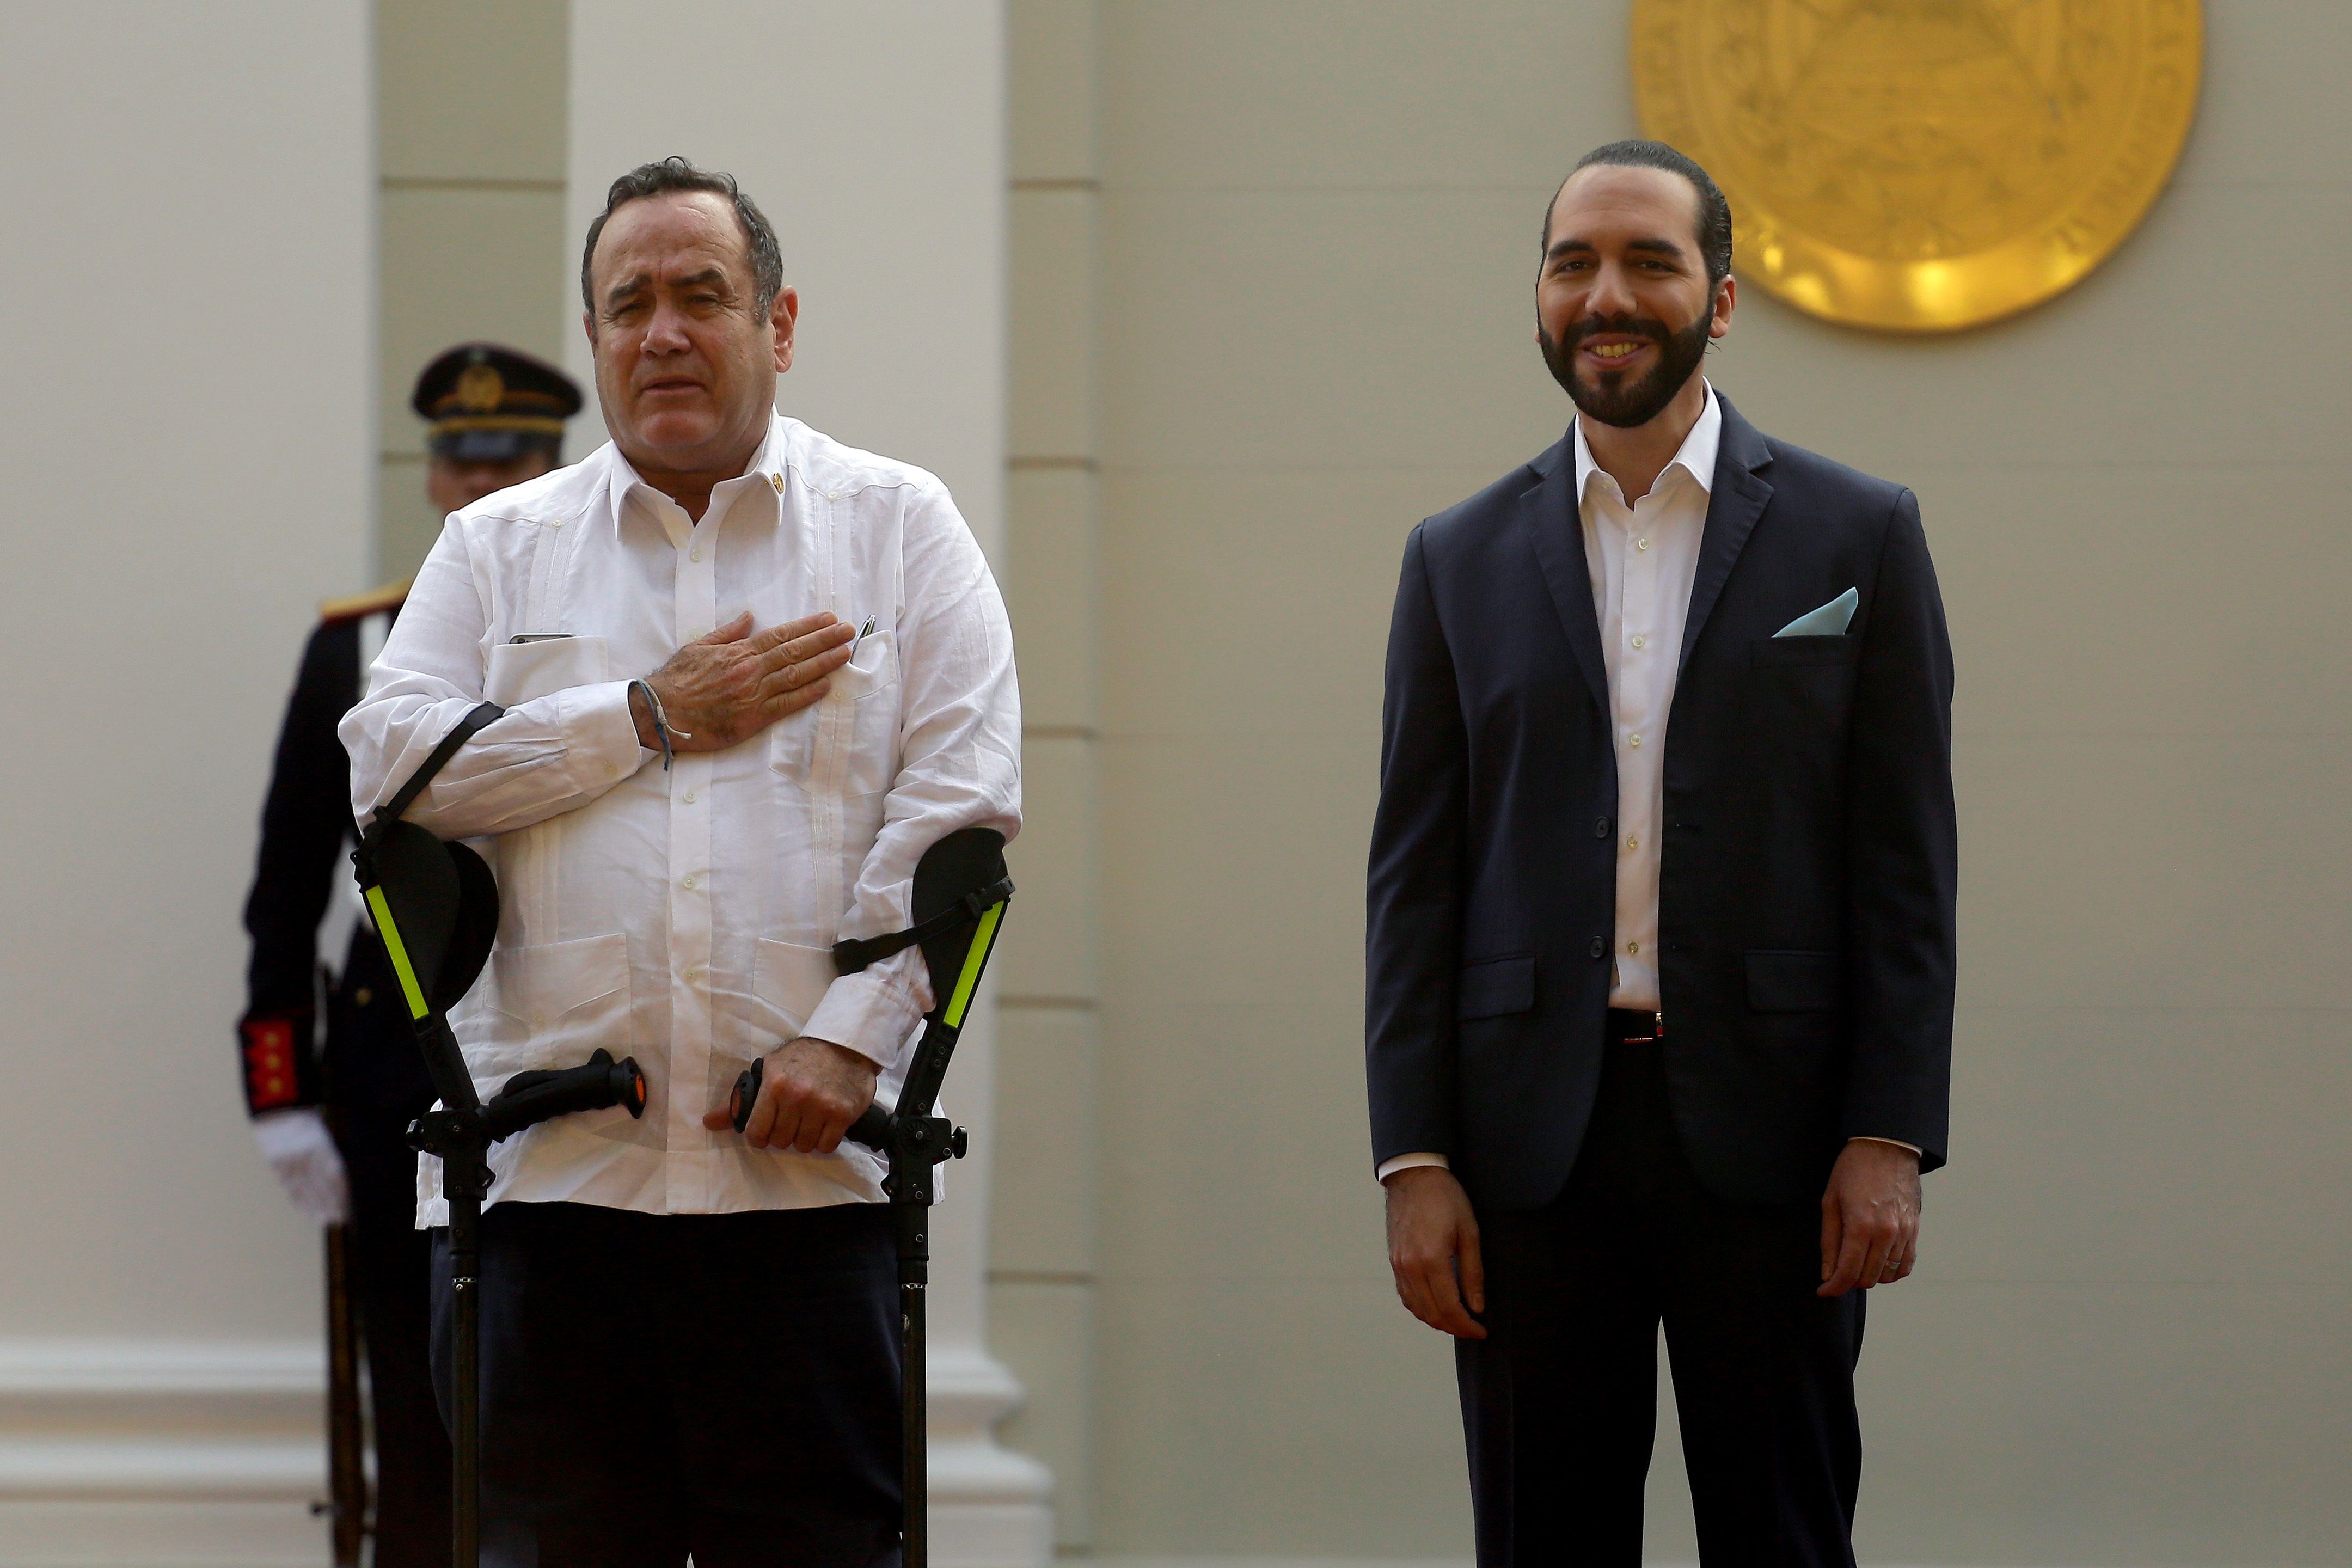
[483,932,634,1076]
[767,629,899,796]
[485,635,610,706]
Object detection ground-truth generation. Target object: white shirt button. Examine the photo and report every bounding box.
[1628,733,1643,749]
[1631,634,1645,650]
[690,546,702,562]
[683,789,697,804]
[1637,537,1651,551]
[681,874,697,890]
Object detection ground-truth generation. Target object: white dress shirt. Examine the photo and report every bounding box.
[342,414,1021,1223]
[1378,385,1910,1183]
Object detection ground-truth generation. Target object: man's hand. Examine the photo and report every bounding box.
[632,610,856,752]
[1385,1165,1487,1339]
[703,1036,879,1155]
[1818,1138,1922,1296]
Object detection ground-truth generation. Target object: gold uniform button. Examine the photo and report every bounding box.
[769,473,785,494]
[1626,941,1640,955]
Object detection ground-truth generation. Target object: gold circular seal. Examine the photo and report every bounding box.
[1631,0,2202,332]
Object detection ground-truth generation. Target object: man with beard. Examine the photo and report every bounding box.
[1366,140,1955,1564]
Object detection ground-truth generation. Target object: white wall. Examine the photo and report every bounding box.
[0,1,374,1558]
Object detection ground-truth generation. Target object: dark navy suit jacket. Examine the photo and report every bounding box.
[1365,395,1956,1209]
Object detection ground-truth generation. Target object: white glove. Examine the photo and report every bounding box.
[252,1108,350,1226]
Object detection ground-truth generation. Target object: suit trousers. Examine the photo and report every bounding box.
[1456,1036,1865,1567]
[430,1200,902,1568]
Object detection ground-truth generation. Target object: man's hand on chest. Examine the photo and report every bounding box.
[633,609,856,751]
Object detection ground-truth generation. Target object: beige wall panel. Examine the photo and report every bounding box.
[1078,0,2352,1557]
[1094,467,1499,743]
[991,1005,1100,1276]
[1958,737,2350,1010]
[1011,188,1098,460]
[1009,0,1097,182]
[1914,462,2352,740]
[1937,1008,2352,1288]
[1098,188,1563,474]
[989,1279,1097,1547]
[998,737,1098,1002]
[378,0,569,182]
[1089,1277,1466,1553]
[1853,1283,2352,1560]
[1097,1,1629,192]
[377,186,571,456]
[1098,742,1368,1015]
[377,456,446,582]
[1005,466,1098,728]
[1092,1001,1378,1283]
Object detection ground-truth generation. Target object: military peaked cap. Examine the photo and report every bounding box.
[412,342,583,462]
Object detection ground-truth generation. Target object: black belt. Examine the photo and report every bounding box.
[1605,1008,1663,1043]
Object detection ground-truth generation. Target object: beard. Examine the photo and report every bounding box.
[1540,308,1713,429]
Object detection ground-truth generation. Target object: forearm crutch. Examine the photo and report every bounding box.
[351,702,648,1568]
[731,828,1014,1568]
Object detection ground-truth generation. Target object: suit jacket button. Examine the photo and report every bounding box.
[1594,816,1610,838]
[1589,938,1606,959]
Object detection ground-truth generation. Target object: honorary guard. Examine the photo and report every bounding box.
[240,344,582,1564]
[341,157,1021,1565]
[1366,140,1957,1564]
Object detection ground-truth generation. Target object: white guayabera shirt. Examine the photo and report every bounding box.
[342,413,1021,1224]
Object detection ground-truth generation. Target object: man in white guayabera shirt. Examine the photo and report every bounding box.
[342,156,1020,1566]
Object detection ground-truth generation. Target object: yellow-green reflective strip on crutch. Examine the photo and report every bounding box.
[365,885,433,1020]
[941,901,1004,1030]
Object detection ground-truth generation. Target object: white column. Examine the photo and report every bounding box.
[0,2,373,1560]
[567,8,1048,1565]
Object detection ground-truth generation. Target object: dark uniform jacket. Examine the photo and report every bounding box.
[241,588,433,1118]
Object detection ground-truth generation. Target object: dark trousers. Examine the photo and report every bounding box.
[430,1200,902,1568]
[341,1105,452,1568]
[1456,1032,1865,1567]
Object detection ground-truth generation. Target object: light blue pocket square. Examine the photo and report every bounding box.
[1773,587,1857,638]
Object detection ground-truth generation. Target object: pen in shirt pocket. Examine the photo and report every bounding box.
[848,615,877,663]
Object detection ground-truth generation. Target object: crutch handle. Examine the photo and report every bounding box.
[480,1050,646,1142]
[727,1057,895,1153]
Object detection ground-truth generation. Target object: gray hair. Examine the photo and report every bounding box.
[580,155,785,313]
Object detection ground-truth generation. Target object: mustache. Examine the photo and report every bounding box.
[1567,314,1673,348]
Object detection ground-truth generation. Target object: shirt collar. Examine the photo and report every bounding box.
[1572,378,1721,508]
[607,412,787,534]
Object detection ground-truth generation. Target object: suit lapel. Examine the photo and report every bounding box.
[1520,438,1611,718]
[1679,395,1775,672]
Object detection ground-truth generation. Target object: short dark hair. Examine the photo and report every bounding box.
[1544,140,1734,290]
[580,156,785,314]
